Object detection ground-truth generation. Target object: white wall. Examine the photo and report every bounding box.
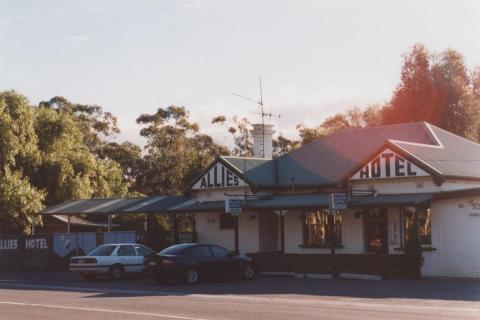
[196,211,259,256]
[422,196,480,278]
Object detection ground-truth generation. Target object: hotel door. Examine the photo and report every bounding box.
[365,209,388,253]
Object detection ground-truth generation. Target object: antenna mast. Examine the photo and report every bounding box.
[231,76,280,158]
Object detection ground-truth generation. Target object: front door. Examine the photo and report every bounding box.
[365,209,388,253]
[259,211,279,252]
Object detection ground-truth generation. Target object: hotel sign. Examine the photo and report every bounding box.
[192,163,246,190]
[351,148,429,180]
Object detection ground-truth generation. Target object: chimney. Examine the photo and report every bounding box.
[251,123,274,159]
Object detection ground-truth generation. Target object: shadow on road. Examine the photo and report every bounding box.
[1,271,479,302]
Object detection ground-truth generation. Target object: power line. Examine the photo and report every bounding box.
[2,0,286,75]
[0,0,192,56]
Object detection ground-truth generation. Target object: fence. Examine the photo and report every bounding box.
[0,231,135,271]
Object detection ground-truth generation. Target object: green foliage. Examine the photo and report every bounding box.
[137,106,228,195]
[39,96,120,151]
[0,168,44,235]
[0,91,130,235]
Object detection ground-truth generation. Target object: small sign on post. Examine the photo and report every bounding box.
[225,197,242,215]
[329,193,347,210]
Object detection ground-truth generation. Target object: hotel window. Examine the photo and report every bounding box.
[403,208,432,246]
[219,212,234,229]
[303,210,342,246]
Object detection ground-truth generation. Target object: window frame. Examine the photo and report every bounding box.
[301,210,342,248]
[400,207,433,249]
[219,212,235,229]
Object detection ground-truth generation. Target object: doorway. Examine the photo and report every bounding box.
[259,211,279,252]
[365,208,388,253]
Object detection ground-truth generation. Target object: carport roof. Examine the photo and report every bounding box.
[40,196,190,215]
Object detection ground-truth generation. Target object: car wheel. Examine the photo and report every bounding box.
[109,264,124,281]
[185,268,199,285]
[242,263,255,280]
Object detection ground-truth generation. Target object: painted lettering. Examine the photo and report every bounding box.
[25,238,48,250]
[200,177,207,188]
[371,157,381,178]
[226,170,233,186]
[407,162,417,176]
[234,175,239,186]
[207,170,214,187]
[214,165,221,187]
[395,155,405,176]
[360,166,369,178]
[381,152,394,177]
[0,239,18,250]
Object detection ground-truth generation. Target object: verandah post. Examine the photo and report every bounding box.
[234,214,239,255]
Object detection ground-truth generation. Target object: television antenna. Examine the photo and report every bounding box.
[231,76,281,157]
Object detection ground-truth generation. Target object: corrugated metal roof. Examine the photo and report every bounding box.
[393,125,480,179]
[349,193,433,207]
[41,196,189,215]
[221,156,276,187]
[219,122,480,188]
[51,215,119,228]
[274,122,436,187]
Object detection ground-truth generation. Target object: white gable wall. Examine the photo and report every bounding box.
[424,196,480,278]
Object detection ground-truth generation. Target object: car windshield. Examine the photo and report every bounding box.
[158,244,191,255]
[88,245,116,256]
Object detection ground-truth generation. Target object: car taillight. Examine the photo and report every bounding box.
[161,260,173,268]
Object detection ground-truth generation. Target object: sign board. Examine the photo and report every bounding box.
[192,162,246,190]
[350,148,429,180]
[329,193,347,210]
[225,198,242,215]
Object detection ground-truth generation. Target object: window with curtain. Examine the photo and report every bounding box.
[403,207,432,246]
[303,210,342,246]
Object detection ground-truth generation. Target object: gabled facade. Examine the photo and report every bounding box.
[179,122,480,278]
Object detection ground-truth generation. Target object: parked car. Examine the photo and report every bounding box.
[69,243,155,280]
[144,243,255,285]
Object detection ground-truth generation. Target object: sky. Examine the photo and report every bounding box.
[1,0,480,148]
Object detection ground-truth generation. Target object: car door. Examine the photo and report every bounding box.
[190,246,213,278]
[117,245,141,273]
[208,245,239,277]
[134,245,154,272]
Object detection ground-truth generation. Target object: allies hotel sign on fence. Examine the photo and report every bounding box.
[192,162,246,190]
[351,148,429,180]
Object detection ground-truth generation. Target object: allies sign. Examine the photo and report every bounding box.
[192,163,246,190]
[351,148,429,180]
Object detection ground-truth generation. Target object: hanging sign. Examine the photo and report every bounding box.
[225,197,242,215]
[192,162,246,190]
[350,148,429,180]
[329,193,347,210]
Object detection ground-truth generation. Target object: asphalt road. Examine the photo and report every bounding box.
[0,272,479,320]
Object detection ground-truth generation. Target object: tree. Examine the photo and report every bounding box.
[39,96,120,151]
[212,116,253,157]
[383,44,480,141]
[0,169,44,235]
[273,135,299,157]
[0,91,131,234]
[137,106,228,195]
[297,106,382,145]
[96,142,143,189]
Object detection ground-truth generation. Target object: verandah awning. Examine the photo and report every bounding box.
[40,196,190,215]
[43,187,480,215]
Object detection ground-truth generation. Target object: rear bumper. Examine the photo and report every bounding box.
[69,264,109,274]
